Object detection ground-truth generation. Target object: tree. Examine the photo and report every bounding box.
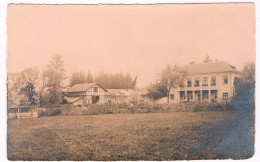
[7,67,39,107]
[241,62,255,82]
[69,71,88,87]
[86,70,94,83]
[69,71,134,89]
[132,75,138,89]
[7,73,21,108]
[95,72,133,89]
[147,82,167,100]
[20,82,37,105]
[95,72,109,88]
[203,55,212,63]
[44,55,66,104]
[147,64,187,102]
[69,72,78,87]
[13,67,39,94]
[232,62,255,109]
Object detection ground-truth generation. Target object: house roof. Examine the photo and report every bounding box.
[67,82,107,93]
[183,61,240,75]
[64,96,82,103]
[105,89,135,96]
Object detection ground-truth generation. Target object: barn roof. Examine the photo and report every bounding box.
[183,61,240,75]
[64,96,82,104]
[105,89,134,96]
[67,83,107,93]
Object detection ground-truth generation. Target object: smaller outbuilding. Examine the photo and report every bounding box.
[105,89,148,104]
[63,83,107,106]
[105,89,136,103]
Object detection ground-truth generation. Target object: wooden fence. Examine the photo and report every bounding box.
[8,106,39,119]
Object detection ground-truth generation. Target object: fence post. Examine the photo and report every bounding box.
[115,102,118,113]
[30,106,33,117]
[17,106,21,119]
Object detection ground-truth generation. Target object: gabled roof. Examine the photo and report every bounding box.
[67,83,107,93]
[183,61,240,75]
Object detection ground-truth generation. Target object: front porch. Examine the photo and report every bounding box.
[178,90,218,103]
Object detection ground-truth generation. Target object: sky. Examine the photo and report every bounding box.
[7,3,255,88]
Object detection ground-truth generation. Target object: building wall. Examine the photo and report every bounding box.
[71,95,105,106]
[170,71,239,103]
[99,95,106,104]
[72,98,84,106]
[67,85,106,105]
[86,86,105,96]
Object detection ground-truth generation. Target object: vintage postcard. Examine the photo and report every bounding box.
[6,2,255,161]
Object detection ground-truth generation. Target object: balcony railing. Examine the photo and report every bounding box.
[202,84,208,86]
[194,84,200,87]
[211,83,216,86]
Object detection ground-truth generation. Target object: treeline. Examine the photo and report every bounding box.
[232,62,255,109]
[7,54,136,108]
[8,55,66,107]
[69,71,135,89]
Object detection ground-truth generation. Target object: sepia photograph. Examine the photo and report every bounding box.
[5,1,256,161]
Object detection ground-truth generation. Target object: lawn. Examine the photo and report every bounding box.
[7,110,254,160]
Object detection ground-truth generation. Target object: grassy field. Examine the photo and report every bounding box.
[7,110,254,160]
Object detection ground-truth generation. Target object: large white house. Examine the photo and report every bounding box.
[169,61,240,103]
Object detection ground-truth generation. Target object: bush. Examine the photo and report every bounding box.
[227,100,255,110]
[38,100,247,117]
[61,107,83,116]
[40,108,61,116]
[207,102,225,111]
[193,103,203,112]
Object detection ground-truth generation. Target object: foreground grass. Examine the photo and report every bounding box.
[7,110,254,160]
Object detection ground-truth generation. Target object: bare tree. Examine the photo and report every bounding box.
[7,67,39,107]
[44,55,66,104]
[147,64,187,103]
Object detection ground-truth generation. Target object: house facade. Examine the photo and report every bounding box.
[63,83,107,106]
[170,61,240,103]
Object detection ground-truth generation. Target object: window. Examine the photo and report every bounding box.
[187,78,192,87]
[187,92,193,100]
[194,78,200,86]
[222,76,228,84]
[223,93,228,100]
[211,76,216,86]
[202,91,209,99]
[170,94,174,100]
[93,87,98,92]
[202,77,208,86]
